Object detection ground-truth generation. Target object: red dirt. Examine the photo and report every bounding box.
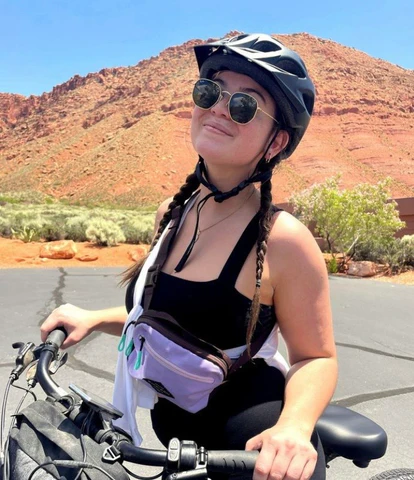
[0,237,138,269]
[1,237,412,285]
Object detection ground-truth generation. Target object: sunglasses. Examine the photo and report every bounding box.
[192,78,279,125]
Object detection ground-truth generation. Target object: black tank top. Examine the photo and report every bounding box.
[125,210,278,350]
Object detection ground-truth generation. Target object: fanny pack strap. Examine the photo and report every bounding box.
[228,328,270,374]
[141,195,271,374]
[142,205,183,311]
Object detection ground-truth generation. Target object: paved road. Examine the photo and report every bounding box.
[1,268,413,479]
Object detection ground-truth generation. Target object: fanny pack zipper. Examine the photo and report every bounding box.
[141,338,216,384]
[138,315,231,376]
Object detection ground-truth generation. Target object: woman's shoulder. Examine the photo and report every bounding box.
[154,197,173,230]
[267,210,326,279]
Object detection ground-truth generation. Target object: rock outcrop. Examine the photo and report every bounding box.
[1,33,413,207]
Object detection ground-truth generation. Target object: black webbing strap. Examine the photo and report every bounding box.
[228,328,271,374]
[142,206,182,311]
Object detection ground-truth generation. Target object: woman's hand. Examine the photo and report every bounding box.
[40,304,98,349]
[246,424,317,480]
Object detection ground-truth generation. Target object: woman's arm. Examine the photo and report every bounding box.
[246,212,337,480]
[40,304,129,348]
[41,198,174,348]
[272,214,337,435]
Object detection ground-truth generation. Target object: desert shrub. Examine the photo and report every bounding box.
[85,219,126,246]
[65,214,91,242]
[0,201,155,244]
[121,215,155,244]
[354,236,414,273]
[40,219,67,241]
[0,209,12,236]
[0,191,54,205]
[290,176,405,259]
[327,256,339,274]
[5,209,44,242]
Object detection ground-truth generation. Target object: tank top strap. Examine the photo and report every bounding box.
[218,205,283,286]
[218,211,261,286]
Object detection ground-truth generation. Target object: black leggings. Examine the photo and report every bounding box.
[151,360,326,479]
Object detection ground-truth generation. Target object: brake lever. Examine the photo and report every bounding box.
[10,341,36,381]
[49,351,68,374]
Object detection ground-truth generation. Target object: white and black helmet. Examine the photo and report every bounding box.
[194,33,315,158]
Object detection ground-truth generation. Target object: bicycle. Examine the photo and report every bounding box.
[1,328,388,479]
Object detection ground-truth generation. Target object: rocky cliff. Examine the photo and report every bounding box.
[1,33,413,206]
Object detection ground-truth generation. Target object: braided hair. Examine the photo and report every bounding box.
[123,154,281,355]
[246,154,281,352]
[122,171,200,284]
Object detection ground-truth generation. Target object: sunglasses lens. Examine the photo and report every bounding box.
[193,79,220,109]
[229,93,257,124]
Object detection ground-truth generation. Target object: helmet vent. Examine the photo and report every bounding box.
[302,93,314,115]
[277,59,306,79]
[254,41,281,53]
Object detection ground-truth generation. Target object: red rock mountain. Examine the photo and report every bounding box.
[1,33,413,207]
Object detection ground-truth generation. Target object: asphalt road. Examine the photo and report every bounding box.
[1,268,413,479]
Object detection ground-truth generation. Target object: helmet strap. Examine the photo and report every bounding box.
[175,128,279,273]
[174,191,215,272]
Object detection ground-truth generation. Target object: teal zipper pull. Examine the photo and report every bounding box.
[117,334,126,352]
[134,336,145,370]
[118,321,135,353]
[125,338,134,357]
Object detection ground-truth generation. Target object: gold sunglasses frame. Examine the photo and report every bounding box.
[193,78,279,126]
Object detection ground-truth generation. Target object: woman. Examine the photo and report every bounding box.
[41,33,337,480]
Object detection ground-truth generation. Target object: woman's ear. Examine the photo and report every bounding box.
[267,130,290,160]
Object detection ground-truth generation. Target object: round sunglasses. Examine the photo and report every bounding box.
[192,78,278,125]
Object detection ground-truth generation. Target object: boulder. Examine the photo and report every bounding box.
[77,254,98,262]
[347,261,377,277]
[39,240,78,259]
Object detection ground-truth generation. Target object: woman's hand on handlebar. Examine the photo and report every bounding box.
[40,303,98,348]
[246,424,317,480]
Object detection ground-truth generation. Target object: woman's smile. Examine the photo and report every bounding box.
[203,120,233,136]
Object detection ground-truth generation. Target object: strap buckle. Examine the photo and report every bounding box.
[102,445,121,463]
[145,265,160,288]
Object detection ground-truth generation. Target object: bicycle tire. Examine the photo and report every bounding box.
[369,469,414,480]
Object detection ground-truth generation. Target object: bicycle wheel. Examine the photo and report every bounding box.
[369,469,414,480]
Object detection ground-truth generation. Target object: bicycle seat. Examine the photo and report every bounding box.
[316,405,387,466]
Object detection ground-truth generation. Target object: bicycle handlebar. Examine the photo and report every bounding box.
[36,327,68,399]
[32,329,259,477]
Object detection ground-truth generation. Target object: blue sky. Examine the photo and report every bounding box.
[1,0,413,97]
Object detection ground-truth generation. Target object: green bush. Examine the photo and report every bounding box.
[85,219,126,246]
[0,213,12,237]
[120,216,155,244]
[6,210,44,242]
[65,215,90,242]
[290,176,405,259]
[354,236,414,273]
[0,201,155,244]
[0,191,55,205]
[11,226,41,243]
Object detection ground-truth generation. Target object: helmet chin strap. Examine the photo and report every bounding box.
[195,127,280,202]
[174,130,279,272]
[195,158,272,203]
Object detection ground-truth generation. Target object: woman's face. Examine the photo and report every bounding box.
[191,70,278,172]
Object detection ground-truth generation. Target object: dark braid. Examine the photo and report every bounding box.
[121,171,200,285]
[246,154,282,353]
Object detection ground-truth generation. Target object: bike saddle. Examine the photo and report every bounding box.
[316,405,387,467]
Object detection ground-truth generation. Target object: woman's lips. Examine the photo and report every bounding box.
[203,121,232,136]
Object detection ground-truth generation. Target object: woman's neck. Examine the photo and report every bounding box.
[197,183,258,215]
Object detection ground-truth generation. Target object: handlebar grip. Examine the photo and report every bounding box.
[207,450,258,474]
[46,327,68,349]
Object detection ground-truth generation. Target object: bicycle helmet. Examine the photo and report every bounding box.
[194,33,315,158]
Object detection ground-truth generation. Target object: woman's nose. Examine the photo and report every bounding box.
[211,92,230,118]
